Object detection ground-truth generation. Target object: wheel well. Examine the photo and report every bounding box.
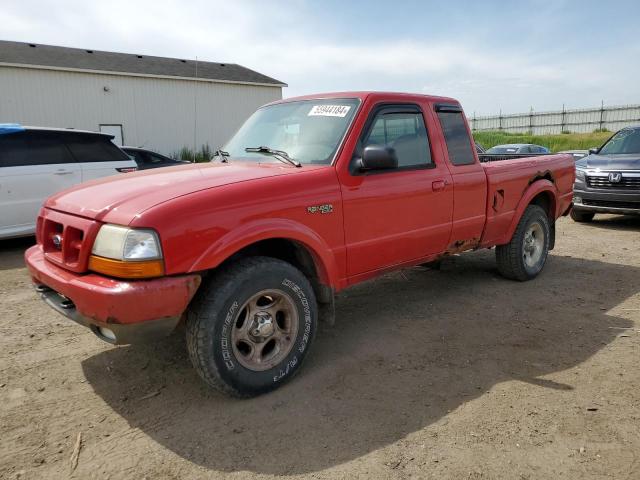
[529,189,557,250]
[220,238,332,303]
[529,170,554,185]
[530,191,553,218]
[527,170,556,220]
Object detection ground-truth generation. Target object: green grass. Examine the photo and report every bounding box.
[473,130,613,152]
[172,144,214,162]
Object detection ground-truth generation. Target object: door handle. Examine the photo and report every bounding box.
[53,170,73,175]
[432,180,446,192]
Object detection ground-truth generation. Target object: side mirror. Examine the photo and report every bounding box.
[359,145,398,171]
[588,147,599,155]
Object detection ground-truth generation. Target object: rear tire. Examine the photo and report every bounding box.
[570,209,595,223]
[186,256,317,397]
[496,205,550,281]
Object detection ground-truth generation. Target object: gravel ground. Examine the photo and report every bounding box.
[1,215,639,480]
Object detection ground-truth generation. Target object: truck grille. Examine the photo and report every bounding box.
[582,199,640,210]
[38,209,100,273]
[586,175,640,189]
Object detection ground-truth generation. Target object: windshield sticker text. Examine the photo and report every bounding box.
[308,105,351,117]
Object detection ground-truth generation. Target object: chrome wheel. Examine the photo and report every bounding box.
[231,289,299,371]
[522,221,544,268]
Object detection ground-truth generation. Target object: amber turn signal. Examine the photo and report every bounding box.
[88,255,164,279]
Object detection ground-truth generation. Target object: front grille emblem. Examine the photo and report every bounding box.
[608,172,622,183]
[52,234,63,249]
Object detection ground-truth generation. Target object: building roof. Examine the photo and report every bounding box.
[0,40,286,87]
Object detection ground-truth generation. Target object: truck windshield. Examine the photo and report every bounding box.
[224,98,360,165]
[599,128,640,155]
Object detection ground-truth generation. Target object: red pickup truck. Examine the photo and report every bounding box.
[25,92,574,397]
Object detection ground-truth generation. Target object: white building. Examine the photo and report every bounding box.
[0,40,285,155]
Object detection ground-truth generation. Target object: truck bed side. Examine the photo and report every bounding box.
[480,154,575,247]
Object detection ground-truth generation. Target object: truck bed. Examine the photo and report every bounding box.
[480,153,575,247]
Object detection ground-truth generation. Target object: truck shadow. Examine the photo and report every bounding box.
[579,214,640,232]
[0,236,35,271]
[82,251,637,475]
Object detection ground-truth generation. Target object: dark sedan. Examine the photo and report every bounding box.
[122,146,190,170]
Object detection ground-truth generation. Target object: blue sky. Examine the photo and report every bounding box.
[2,0,639,115]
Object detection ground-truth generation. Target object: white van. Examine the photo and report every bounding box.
[0,125,138,239]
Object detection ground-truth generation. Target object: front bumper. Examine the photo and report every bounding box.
[573,177,640,215]
[573,200,640,215]
[25,246,201,344]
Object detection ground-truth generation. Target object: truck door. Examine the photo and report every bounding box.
[341,104,454,277]
[434,104,487,249]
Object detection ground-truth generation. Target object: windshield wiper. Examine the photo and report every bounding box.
[213,149,230,163]
[245,146,301,167]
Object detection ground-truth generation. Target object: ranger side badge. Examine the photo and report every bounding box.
[307,204,333,214]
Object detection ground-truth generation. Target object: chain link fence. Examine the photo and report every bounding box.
[470,103,640,134]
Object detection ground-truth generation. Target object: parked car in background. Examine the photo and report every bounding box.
[0,124,137,239]
[486,144,550,154]
[122,146,190,170]
[475,141,486,154]
[558,150,589,161]
[571,125,640,222]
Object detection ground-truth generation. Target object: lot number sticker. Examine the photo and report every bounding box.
[308,105,351,117]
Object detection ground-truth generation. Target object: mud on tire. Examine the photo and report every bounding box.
[186,256,318,397]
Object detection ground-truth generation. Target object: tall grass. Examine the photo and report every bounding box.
[473,130,613,152]
[172,144,214,162]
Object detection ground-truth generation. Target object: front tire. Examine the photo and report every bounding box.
[186,256,317,397]
[570,209,595,223]
[496,205,550,281]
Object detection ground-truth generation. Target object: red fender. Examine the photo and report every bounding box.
[188,218,342,288]
[495,179,558,246]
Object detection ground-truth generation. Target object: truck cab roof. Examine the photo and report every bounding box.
[269,91,461,106]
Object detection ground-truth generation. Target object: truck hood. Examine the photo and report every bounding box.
[45,161,302,224]
[580,153,640,170]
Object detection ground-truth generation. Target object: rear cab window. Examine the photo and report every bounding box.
[435,105,477,166]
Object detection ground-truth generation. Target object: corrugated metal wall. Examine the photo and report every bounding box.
[470,104,640,135]
[0,66,282,155]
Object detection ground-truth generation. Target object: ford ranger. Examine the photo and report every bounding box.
[25,92,574,397]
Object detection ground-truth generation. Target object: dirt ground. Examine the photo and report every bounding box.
[1,215,639,480]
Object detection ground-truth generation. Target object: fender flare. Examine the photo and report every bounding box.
[499,179,558,245]
[188,218,341,286]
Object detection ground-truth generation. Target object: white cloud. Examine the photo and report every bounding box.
[1,0,639,115]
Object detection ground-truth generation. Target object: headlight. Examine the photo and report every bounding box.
[575,168,586,180]
[92,225,161,260]
[89,225,164,278]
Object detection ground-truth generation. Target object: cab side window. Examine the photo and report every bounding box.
[436,110,476,166]
[363,111,433,168]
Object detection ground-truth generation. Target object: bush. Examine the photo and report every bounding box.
[173,144,214,163]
